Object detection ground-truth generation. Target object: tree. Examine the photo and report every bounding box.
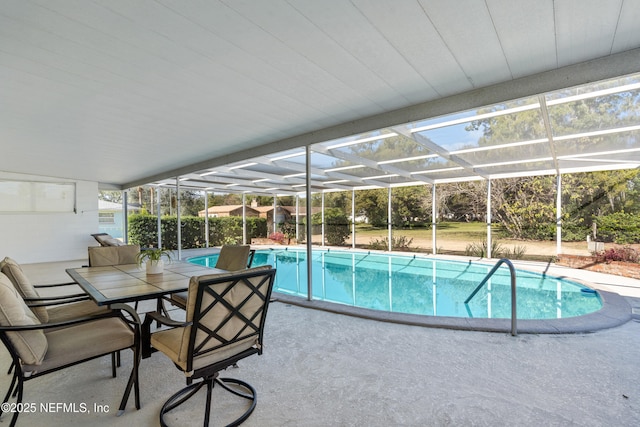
[355,188,388,227]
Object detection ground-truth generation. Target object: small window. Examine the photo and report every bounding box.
[0,180,76,213]
[99,212,115,225]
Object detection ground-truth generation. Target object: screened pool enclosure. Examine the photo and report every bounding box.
[115,72,640,258]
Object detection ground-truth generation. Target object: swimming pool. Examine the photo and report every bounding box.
[188,248,603,322]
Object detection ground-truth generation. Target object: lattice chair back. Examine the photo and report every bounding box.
[148,265,276,426]
[214,245,252,271]
[185,265,275,376]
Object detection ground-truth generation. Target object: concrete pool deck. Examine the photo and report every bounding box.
[2,251,639,426]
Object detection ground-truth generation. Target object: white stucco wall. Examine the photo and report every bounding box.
[0,172,98,263]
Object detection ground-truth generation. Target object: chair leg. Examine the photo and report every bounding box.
[159,375,257,427]
[160,380,207,427]
[204,378,213,426]
[215,378,257,427]
[1,370,18,416]
[6,377,23,427]
[117,346,141,416]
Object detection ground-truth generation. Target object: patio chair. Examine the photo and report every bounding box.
[0,257,110,323]
[168,245,255,310]
[142,266,276,427]
[0,257,119,376]
[87,244,140,267]
[88,244,148,314]
[0,272,141,427]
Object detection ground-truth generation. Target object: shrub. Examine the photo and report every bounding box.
[312,208,351,246]
[368,235,414,251]
[596,212,640,244]
[596,247,639,264]
[504,245,527,260]
[279,220,297,241]
[128,214,267,249]
[465,240,505,258]
[269,232,286,244]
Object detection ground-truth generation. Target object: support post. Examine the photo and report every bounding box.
[295,195,300,242]
[351,189,356,249]
[272,194,277,235]
[388,187,392,252]
[432,184,437,255]
[204,190,209,248]
[176,178,181,260]
[321,192,325,247]
[306,146,313,301]
[487,179,492,259]
[123,190,128,244]
[157,187,162,249]
[242,193,247,245]
[557,174,562,255]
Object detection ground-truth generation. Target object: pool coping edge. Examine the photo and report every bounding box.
[272,289,632,335]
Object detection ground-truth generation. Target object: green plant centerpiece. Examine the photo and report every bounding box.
[136,248,173,275]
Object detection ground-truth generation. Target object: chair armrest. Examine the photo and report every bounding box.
[0,310,120,332]
[24,294,91,307]
[141,311,192,358]
[33,281,79,288]
[144,311,192,328]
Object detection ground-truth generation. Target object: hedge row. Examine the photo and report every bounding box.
[128,214,268,249]
[596,212,640,244]
[278,209,351,246]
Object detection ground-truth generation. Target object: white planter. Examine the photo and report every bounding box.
[146,260,164,275]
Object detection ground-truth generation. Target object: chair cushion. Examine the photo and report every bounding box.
[154,266,273,373]
[103,238,124,246]
[46,300,110,323]
[88,245,140,266]
[185,266,273,323]
[23,317,134,374]
[151,327,257,373]
[0,273,47,366]
[0,257,48,323]
[215,245,251,271]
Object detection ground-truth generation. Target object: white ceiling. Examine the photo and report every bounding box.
[2,0,640,189]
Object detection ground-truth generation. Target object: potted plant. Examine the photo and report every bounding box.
[136,248,173,274]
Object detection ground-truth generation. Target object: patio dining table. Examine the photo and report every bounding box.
[66,261,225,307]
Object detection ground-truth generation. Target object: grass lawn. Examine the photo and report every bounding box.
[354,221,488,241]
[342,221,589,260]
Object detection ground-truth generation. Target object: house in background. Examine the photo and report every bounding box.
[198,205,260,218]
[98,200,140,240]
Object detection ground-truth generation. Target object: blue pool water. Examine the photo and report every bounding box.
[188,249,602,320]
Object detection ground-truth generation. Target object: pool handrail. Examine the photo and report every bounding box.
[464,258,518,336]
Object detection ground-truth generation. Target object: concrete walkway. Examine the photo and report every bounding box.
[1,254,639,426]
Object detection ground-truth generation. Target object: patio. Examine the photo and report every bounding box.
[2,255,639,426]
[1,3,640,425]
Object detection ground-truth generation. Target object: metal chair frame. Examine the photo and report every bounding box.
[143,267,276,427]
[0,305,141,427]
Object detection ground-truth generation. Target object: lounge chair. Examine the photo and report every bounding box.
[91,233,125,247]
